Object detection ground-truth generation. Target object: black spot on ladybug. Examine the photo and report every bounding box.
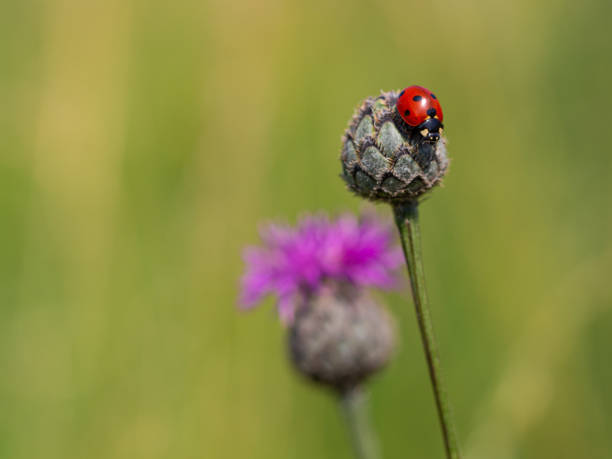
[413,95,422,102]
[404,110,410,117]
[399,89,405,97]
[427,108,437,117]
[430,93,437,99]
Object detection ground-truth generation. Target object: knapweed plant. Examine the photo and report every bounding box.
[240,84,460,459]
[240,214,403,459]
[341,86,460,459]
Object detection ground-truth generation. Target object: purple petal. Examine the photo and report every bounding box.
[238,212,403,322]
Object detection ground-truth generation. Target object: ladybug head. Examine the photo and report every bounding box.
[417,116,443,143]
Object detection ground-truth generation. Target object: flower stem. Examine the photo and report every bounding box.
[340,386,380,459]
[392,200,461,459]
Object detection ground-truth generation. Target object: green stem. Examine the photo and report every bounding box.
[392,200,460,459]
[340,386,380,459]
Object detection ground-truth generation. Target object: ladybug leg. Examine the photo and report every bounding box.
[411,141,436,170]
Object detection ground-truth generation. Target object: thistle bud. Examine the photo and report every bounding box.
[341,90,449,202]
[289,285,395,392]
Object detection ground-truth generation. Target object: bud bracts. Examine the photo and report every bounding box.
[289,285,395,391]
[341,90,449,202]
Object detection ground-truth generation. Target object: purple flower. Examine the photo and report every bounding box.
[240,213,404,322]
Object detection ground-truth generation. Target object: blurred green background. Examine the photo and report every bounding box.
[2,0,612,458]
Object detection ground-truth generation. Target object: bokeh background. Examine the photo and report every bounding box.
[2,0,612,458]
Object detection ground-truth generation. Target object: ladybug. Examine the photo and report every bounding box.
[396,85,444,142]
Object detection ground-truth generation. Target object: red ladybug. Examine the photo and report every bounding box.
[396,85,444,142]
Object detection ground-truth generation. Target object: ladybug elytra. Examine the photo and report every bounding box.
[396,85,444,142]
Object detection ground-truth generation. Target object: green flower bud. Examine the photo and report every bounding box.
[341,90,449,202]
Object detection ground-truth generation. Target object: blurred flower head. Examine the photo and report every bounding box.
[240,213,403,322]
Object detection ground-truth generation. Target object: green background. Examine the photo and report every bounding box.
[2,0,612,458]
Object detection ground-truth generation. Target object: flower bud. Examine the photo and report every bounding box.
[341,90,449,202]
[288,285,395,392]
